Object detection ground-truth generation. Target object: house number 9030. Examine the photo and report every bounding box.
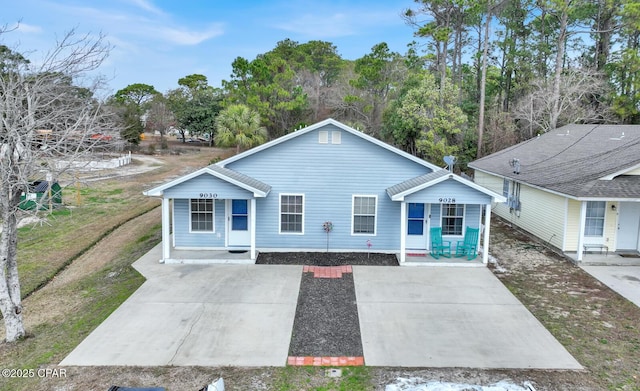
[199,193,218,198]
[439,197,455,203]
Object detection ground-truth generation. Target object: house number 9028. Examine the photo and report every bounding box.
[199,193,218,198]
[439,197,455,203]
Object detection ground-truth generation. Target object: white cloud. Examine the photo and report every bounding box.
[14,22,43,34]
[155,24,225,46]
[273,7,405,39]
[126,0,165,16]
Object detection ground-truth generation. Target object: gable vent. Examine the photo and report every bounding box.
[331,131,341,144]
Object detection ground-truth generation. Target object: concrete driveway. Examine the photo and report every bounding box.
[354,266,581,368]
[62,245,581,369]
[61,246,302,366]
[581,265,640,308]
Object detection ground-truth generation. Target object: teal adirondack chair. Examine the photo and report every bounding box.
[455,226,480,260]
[430,227,451,259]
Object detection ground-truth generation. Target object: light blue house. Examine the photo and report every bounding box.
[144,119,504,264]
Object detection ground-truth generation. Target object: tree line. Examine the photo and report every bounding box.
[112,0,640,169]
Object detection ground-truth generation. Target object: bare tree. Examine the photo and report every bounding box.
[0,29,118,342]
[512,68,613,137]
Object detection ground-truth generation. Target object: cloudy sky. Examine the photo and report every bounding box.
[3,0,419,96]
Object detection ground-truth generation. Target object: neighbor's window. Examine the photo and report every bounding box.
[190,199,214,232]
[441,203,464,236]
[502,178,510,199]
[352,195,377,234]
[280,194,304,233]
[584,201,605,236]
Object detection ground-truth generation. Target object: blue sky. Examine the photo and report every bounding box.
[3,0,419,96]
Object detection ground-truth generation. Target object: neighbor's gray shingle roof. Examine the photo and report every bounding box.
[386,169,449,198]
[209,164,271,195]
[469,124,640,199]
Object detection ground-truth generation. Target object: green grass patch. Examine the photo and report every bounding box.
[0,223,160,391]
[271,366,373,391]
[16,181,159,299]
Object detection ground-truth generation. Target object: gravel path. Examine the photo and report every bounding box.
[258,252,395,357]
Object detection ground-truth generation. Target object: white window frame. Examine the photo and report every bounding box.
[351,195,377,235]
[189,198,215,233]
[318,131,328,144]
[279,193,305,234]
[441,203,465,237]
[584,201,606,237]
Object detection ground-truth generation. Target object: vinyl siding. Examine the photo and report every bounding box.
[404,179,492,204]
[163,173,254,199]
[565,200,581,251]
[604,202,617,249]
[474,171,565,249]
[473,172,511,218]
[226,125,432,251]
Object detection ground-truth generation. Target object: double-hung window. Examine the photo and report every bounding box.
[441,203,464,236]
[280,194,304,233]
[584,201,605,236]
[352,195,377,235]
[190,199,214,232]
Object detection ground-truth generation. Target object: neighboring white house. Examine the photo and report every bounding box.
[469,124,640,261]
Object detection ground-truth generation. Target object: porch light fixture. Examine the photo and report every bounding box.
[611,204,616,211]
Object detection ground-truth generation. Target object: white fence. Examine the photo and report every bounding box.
[55,152,132,171]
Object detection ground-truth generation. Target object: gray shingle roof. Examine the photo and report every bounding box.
[469,124,640,199]
[209,164,271,195]
[386,170,449,198]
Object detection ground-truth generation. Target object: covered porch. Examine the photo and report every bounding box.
[386,170,506,265]
[143,165,271,264]
[575,200,640,262]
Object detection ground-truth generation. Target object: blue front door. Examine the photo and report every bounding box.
[406,203,428,249]
[228,199,250,247]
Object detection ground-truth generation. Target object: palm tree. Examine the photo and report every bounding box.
[214,104,268,154]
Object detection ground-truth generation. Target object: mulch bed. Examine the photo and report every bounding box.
[256,252,399,266]
[288,272,363,357]
[257,252,392,358]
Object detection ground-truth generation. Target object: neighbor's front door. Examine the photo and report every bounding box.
[406,203,429,250]
[227,199,250,247]
[617,202,640,251]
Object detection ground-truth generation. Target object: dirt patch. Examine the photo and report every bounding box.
[489,218,640,390]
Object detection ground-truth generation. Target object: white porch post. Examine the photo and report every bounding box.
[161,197,171,263]
[483,203,491,264]
[577,201,587,261]
[400,201,406,264]
[250,198,257,260]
